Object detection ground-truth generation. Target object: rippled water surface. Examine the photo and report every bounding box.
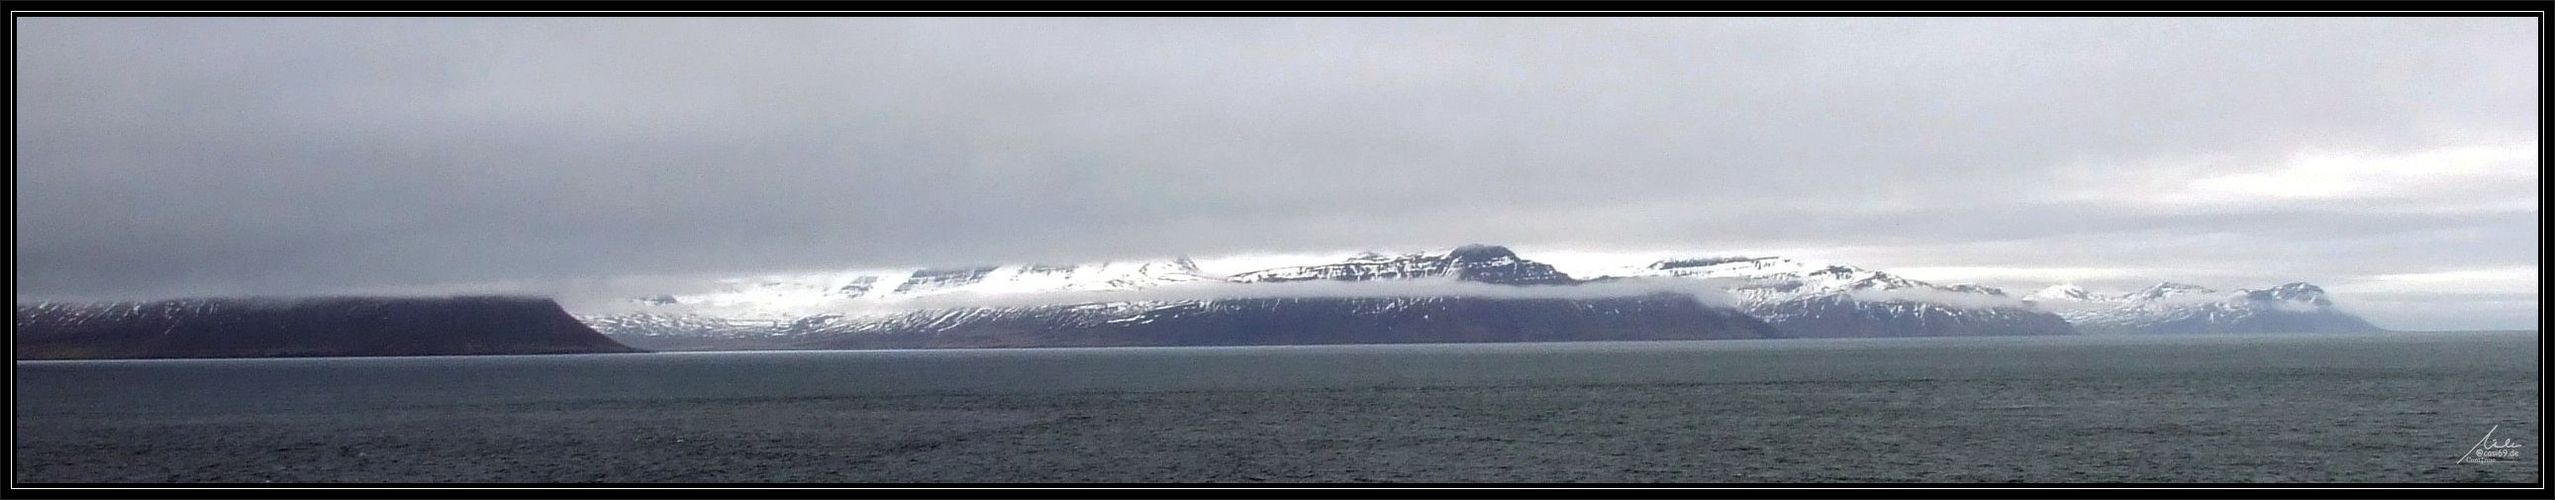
[14,331,2540,483]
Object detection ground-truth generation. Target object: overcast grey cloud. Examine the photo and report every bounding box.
[12,18,2538,328]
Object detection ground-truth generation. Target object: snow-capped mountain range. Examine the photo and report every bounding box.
[575,244,2387,350]
[585,245,1774,350]
[1229,244,1575,285]
[1577,256,2073,338]
[2024,281,2381,334]
[611,258,1215,319]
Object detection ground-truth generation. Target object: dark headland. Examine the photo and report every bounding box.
[13,296,642,360]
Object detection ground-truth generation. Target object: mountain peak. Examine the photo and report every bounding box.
[1230,244,1571,285]
[2029,284,2096,302]
[1442,244,1519,262]
[2267,282,2324,293]
[2241,282,2332,306]
[1147,256,1204,275]
[2130,282,2218,300]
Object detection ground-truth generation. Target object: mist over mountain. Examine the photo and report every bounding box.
[2026,282,2386,335]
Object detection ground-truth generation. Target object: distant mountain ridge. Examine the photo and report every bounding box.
[617,257,1218,321]
[15,244,2384,359]
[2025,281,2383,334]
[1578,256,2074,338]
[584,244,2386,350]
[1229,244,1574,285]
[593,246,1776,350]
[14,296,642,360]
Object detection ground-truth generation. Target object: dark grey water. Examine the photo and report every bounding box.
[13,331,2542,483]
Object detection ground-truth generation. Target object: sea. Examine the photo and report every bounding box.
[12,330,2541,484]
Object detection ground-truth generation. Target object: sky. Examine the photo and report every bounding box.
[13,17,2541,329]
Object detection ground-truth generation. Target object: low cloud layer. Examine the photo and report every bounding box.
[1847,288,2037,311]
[13,18,2537,329]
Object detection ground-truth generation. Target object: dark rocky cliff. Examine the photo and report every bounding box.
[15,296,642,360]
